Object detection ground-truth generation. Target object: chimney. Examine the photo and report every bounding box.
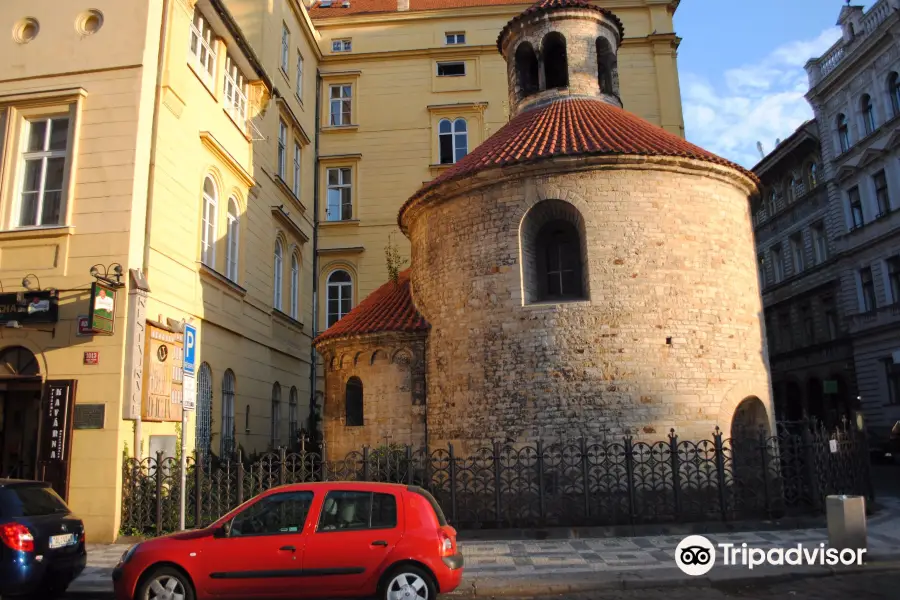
[398,0,409,11]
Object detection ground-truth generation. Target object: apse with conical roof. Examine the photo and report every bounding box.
[317,0,774,455]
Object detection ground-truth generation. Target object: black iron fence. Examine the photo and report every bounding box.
[120,422,873,537]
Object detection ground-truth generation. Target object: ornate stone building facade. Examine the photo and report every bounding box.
[315,0,773,454]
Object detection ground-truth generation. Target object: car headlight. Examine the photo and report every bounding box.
[120,543,140,565]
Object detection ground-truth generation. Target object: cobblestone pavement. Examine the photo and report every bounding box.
[450,571,900,599]
[70,496,900,595]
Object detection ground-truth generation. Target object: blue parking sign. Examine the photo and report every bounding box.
[183,324,197,376]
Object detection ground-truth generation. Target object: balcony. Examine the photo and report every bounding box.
[848,302,900,335]
[806,0,896,87]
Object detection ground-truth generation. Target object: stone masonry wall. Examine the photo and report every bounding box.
[319,332,427,457]
[407,160,773,452]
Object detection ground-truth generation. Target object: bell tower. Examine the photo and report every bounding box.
[497,0,625,117]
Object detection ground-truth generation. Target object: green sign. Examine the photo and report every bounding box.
[88,282,116,335]
[823,380,838,394]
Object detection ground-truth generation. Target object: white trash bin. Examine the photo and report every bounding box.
[826,494,867,552]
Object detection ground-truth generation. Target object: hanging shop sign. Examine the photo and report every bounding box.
[142,323,184,422]
[0,290,59,325]
[87,282,117,335]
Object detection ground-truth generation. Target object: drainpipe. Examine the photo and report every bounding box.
[134,0,171,459]
[308,71,322,446]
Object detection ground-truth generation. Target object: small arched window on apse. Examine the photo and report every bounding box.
[438,118,468,165]
[542,32,568,89]
[888,72,900,118]
[345,376,363,427]
[201,176,218,268]
[515,42,539,98]
[596,37,617,95]
[520,199,588,304]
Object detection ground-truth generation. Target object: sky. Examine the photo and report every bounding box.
[674,0,876,168]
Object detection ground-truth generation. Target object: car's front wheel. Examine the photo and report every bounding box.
[382,565,436,600]
[137,566,195,600]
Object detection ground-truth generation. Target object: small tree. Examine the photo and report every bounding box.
[385,232,408,283]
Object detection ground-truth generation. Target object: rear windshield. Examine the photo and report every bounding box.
[0,486,69,518]
[409,487,447,526]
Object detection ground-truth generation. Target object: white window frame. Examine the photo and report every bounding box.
[277,119,287,178]
[223,56,248,130]
[201,176,218,268]
[15,116,71,228]
[326,270,353,327]
[331,39,352,52]
[295,51,304,100]
[329,85,352,126]
[438,118,468,164]
[274,239,284,310]
[290,252,300,319]
[281,23,290,74]
[292,142,301,197]
[445,32,465,45]
[848,187,864,229]
[189,9,216,82]
[325,167,352,221]
[225,197,240,281]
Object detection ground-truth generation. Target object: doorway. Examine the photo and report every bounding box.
[0,346,42,479]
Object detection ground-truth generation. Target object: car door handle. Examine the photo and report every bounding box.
[279,545,296,552]
[371,540,388,547]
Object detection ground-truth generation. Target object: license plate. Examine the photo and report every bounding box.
[48,533,76,549]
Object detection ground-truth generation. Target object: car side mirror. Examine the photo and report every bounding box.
[214,521,232,538]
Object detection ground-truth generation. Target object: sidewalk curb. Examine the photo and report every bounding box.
[448,558,900,597]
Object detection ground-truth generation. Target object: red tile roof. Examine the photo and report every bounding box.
[401,97,757,222]
[308,0,532,18]
[314,269,429,345]
[497,0,625,52]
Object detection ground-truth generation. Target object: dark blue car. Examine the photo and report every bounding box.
[0,479,86,598]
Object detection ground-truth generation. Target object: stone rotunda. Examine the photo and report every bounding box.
[315,0,773,457]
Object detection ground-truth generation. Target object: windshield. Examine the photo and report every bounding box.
[0,485,70,518]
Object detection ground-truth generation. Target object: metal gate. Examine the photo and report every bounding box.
[195,363,212,457]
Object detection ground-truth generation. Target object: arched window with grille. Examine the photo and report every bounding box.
[345,377,363,426]
[196,363,213,457]
[201,176,218,268]
[289,386,298,449]
[271,383,282,448]
[542,32,568,89]
[438,118,468,165]
[326,269,353,327]
[273,239,284,311]
[221,369,235,457]
[225,198,239,282]
[521,199,588,304]
[860,94,876,135]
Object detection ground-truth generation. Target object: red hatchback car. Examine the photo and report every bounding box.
[113,482,463,600]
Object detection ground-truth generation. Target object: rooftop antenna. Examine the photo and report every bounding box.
[756,141,765,159]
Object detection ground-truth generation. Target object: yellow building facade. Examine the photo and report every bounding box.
[0,0,684,542]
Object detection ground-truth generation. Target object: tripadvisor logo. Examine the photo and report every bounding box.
[675,535,866,576]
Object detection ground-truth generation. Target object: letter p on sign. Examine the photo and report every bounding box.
[184,324,197,376]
